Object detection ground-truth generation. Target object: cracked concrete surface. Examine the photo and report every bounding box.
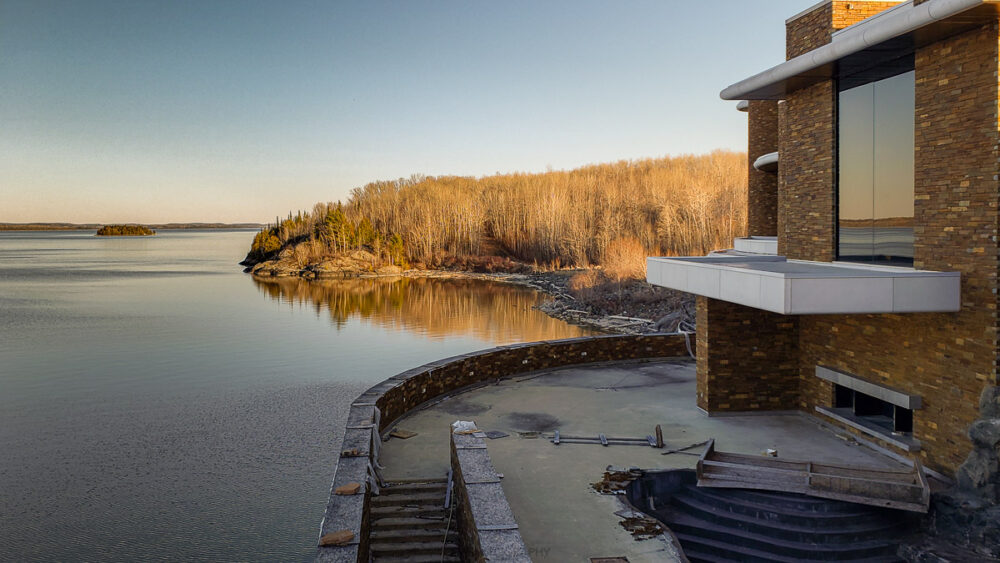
[378,359,903,562]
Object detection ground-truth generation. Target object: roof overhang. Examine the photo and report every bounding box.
[721,0,1000,100]
[646,255,960,315]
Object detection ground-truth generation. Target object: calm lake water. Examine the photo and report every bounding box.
[0,230,592,561]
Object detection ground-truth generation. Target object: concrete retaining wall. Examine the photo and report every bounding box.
[315,333,694,562]
[451,432,530,562]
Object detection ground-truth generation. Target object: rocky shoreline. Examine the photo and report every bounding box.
[244,253,692,335]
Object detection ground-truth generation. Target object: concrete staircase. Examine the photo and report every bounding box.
[369,478,462,563]
[627,470,914,563]
[664,484,909,562]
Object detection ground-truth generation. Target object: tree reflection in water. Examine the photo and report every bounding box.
[253,276,596,344]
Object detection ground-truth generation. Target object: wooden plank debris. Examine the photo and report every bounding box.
[695,438,930,513]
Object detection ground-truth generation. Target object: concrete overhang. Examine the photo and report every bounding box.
[721,0,1000,100]
[752,151,779,173]
[733,236,778,255]
[646,255,960,314]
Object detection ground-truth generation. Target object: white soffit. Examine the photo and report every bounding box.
[646,256,960,315]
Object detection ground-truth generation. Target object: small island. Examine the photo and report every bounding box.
[96,224,156,236]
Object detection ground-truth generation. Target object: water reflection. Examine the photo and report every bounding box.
[253,276,596,344]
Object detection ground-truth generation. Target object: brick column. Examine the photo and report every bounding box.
[747,100,779,236]
[696,296,800,413]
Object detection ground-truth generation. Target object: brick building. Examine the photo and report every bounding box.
[647,0,1000,481]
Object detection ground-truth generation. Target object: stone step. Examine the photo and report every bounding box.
[370,505,448,519]
[370,528,458,544]
[682,485,881,519]
[370,516,450,530]
[380,482,448,495]
[669,492,903,540]
[371,493,444,507]
[667,512,899,561]
[674,532,902,563]
[373,556,461,563]
[370,540,460,558]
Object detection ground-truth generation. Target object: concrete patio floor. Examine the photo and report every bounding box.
[378,358,906,563]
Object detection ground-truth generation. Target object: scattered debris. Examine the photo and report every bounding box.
[484,430,509,439]
[764,448,778,457]
[318,529,354,546]
[835,433,860,445]
[341,448,364,458]
[552,429,662,447]
[388,428,418,439]
[655,424,664,449]
[451,420,479,434]
[334,482,362,495]
[614,508,645,519]
[661,439,710,456]
[618,515,663,540]
[518,431,540,439]
[591,468,642,495]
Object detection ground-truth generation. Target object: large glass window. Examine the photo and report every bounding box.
[838,70,914,265]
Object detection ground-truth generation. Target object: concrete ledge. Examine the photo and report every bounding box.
[451,431,530,562]
[734,236,778,255]
[816,406,921,452]
[816,365,922,409]
[315,333,694,562]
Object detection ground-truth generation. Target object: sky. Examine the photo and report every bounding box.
[1,0,815,224]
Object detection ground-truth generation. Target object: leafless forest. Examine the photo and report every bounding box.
[247,150,747,275]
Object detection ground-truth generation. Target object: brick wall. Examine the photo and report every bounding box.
[696,296,799,412]
[787,2,834,58]
[697,1,995,476]
[786,1,901,59]
[748,100,779,236]
[792,23,1000,475]
[778,80,837,261]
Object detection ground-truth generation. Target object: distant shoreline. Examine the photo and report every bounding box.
[0,223,265,231]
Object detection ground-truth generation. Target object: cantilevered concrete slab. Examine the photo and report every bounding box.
[646,255,959,314]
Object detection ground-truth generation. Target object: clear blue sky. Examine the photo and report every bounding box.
[1,0,813,223]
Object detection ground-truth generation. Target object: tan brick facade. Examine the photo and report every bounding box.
[696,296,799,413]
[786,1,903,58]
[699,0,997,475]
[777,80,837,261]
[747,101,779,236]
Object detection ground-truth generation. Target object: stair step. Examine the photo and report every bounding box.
[681,548,741,563]
[370,528,458,543]
[666,512,898,560]
[683,485,880,518]
[673,533,900,563]
[374,556,461,563]
[669,492,903,539]
[370,516,450,530]
[371,505,448,518]
[371,493,445,507]
[383,477,448,484]
[379,482,448,495]
[371,540,460,557]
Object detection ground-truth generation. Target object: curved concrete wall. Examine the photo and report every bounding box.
[315,333,694,562]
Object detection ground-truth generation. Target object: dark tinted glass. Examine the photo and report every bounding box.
[838,70,914,265]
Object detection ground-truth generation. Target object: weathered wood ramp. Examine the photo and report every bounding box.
[696,439,930,513]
